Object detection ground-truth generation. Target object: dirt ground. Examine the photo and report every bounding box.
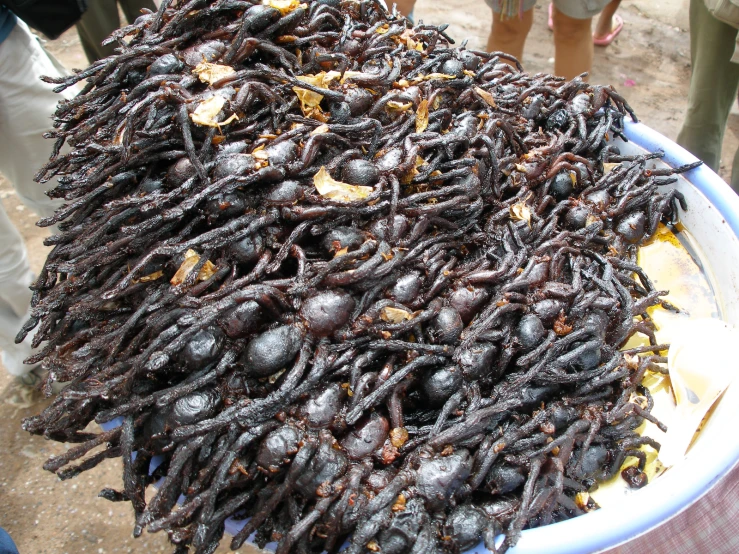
[0,1,736,553]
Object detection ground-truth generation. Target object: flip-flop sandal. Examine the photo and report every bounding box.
[548,3,554,31]
[593,14,624,46]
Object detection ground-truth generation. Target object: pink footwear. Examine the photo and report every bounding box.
[593,14,624,46]
[548,3,554,31]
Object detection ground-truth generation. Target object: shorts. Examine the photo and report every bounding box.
[485,0,611,20]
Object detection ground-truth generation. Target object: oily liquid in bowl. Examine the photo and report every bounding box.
[589,223,720,508]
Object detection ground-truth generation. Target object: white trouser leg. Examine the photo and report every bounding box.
[0,20,74,375]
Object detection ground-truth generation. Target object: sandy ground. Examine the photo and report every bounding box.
[0,1,736,553]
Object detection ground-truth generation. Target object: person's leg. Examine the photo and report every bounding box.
[731,146,739,194]
[0,21,71,376]
[677,0,739,177]
[0,20,71,219]
[0,222,36,378]
[486,8,535,61]
[0,179,38,377]
[552,6,593,79]
[594,0,622,40]
[119,0,158,24]
[392,0,416,18]
[75,0,121,62]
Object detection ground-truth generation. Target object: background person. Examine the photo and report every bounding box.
[488,0,611,79]
[550,1,623,46]
[593,0,623,46]
[676,0,739,193]
[393,1,613,80]
[394,0,416,20]
[0,6,76,382]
